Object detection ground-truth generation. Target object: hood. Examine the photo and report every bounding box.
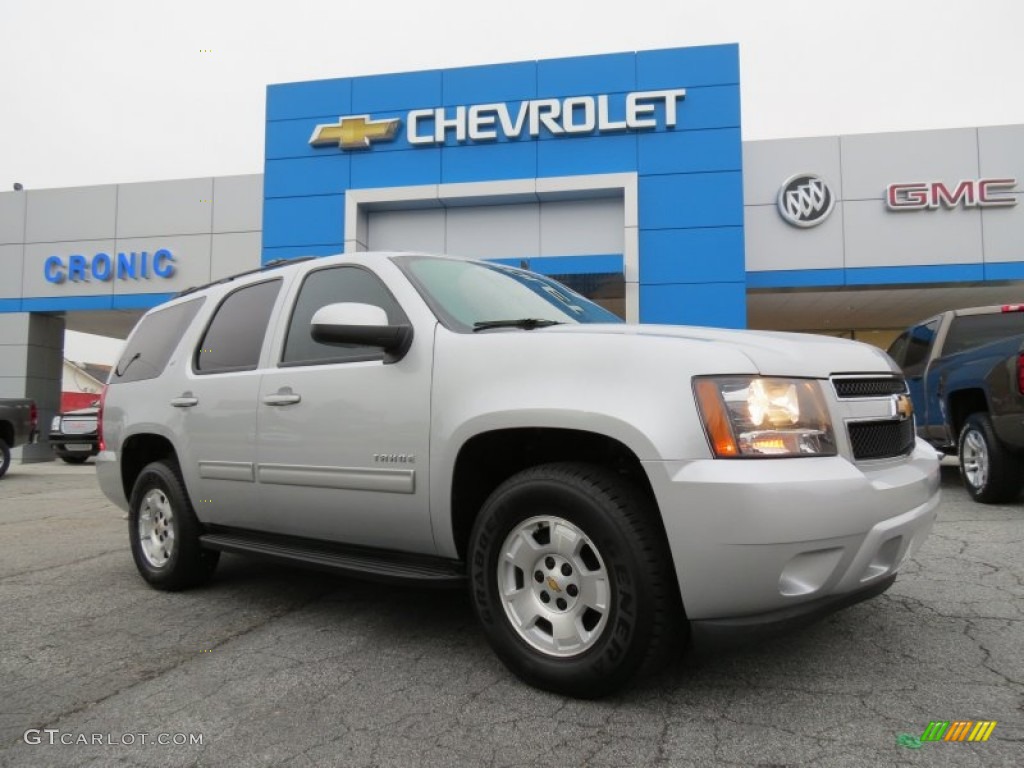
[543,324,900,378]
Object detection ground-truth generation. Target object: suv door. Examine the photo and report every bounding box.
[253,265,435,553]
[177,278,283,526]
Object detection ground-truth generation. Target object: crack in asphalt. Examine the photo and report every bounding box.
[0,549,126,583]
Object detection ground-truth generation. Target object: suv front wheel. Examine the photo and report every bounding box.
[128,460,219,590]
[468,463,680,698]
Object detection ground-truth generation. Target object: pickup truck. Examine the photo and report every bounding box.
[49,403,100,464]
[96,252,940,697]
[887,305,1024,503]
[0,398,39,479]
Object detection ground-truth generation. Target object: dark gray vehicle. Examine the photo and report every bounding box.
[49,404,100,464]
[0,398,39,479]
[888,304,1024,503]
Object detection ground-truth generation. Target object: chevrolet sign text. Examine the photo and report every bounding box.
[310,89,688,150]
[408,90,687,144]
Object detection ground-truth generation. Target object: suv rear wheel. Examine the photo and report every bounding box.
[468,463,680,698]
[128,460,219,590]
[0,440,10,479]
[958,412,1023,503]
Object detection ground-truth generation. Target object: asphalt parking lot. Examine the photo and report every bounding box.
[0,460,1020,768]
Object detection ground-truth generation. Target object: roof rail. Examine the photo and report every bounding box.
[175,256,318,298]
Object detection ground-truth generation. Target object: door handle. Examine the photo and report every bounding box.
[170,395,199,408]
[263,393,301,406]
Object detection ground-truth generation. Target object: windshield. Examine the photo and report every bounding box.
[393,256,623,331]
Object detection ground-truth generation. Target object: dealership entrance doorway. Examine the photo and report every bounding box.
[747,282,1024,350]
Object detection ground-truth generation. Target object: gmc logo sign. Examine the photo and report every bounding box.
[886,178,1017,210]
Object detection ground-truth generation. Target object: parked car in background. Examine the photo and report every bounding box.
[0,398,39,479]
[49,403,100,464]
[888,304,1024,502]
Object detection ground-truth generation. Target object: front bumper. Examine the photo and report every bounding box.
[644,438,940,623]
[689,573,897,648]
[49,433,100,454]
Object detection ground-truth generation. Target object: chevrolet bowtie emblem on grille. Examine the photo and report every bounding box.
[892,394,914,421]
[309,115,400,150]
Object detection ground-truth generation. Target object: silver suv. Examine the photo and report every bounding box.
[97,253,940,697]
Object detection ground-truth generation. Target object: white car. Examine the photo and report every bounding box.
[96,253,940,697]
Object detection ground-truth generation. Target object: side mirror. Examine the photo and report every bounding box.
[310,303,413,363]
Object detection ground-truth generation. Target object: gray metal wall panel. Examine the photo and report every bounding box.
[211,232,262,280]
[446,204,540,259]
[116,178,213,238]
[840,128,978,200]
[539,199,623,256]
[980,205,1024,263]
[25,186,117,242]
[22,240,117,297]
[0,244,24,298]
[843,200,982,268]
[0,192,26,244]
[366,209,446,253]
[0,344,27,377]
[742,137,841,206]
[744,204,845,272]
[213,175,263,233]
[978,125,1024,180]
[112,235,212,295]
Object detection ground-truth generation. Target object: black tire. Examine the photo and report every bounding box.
[128,460,219,590]
[0,440,10,480]
[468,462,681,698]
[58,454,90,465]
[958,412,1023,504]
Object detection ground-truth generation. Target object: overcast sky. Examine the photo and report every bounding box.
[1,0,1022,192]
[5,0,1022,365]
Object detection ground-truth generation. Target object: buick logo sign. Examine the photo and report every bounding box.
[777,173,835,228]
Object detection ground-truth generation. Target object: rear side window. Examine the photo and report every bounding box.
[195,279,281,374]
[111,298,205,384]
[943,312,1024,356]
[281,266,408,366]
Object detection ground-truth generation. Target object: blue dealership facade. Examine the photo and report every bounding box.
[262,44,746,327]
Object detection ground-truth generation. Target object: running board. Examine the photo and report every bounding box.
[200,531,465,587]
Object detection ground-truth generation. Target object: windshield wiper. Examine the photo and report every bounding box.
[472,319,564,332]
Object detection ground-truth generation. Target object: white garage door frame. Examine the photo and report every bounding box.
[343,173,640,322]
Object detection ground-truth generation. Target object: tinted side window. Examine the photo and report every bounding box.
[886,332,910,367]
[943,312,1024,356]
[112,298,205,384]
[902,320,940,373]
[282,267,407,366]
[195,280,281,374]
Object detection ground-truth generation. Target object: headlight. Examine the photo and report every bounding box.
[50,416,61,432]
[694,376,836,458]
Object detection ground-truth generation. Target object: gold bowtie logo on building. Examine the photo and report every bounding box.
[309,115,400,149]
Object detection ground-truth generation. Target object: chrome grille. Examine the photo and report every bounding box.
[60,418,97,435]
[848,419,915,460]
[833,377,907,399]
